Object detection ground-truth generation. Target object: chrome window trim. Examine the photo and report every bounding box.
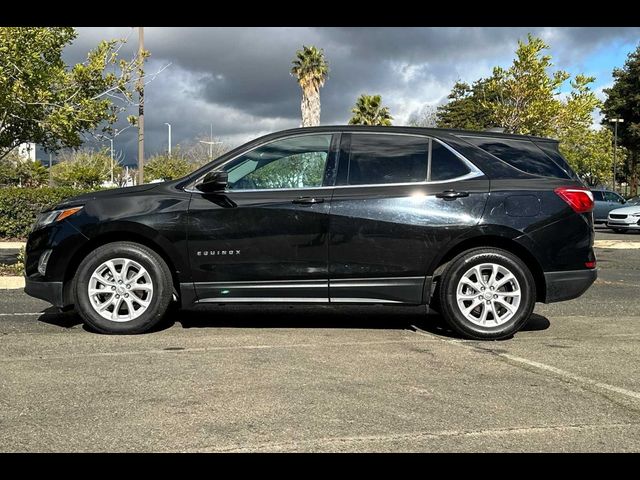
[184,131,484,194]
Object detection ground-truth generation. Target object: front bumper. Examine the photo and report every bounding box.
[607,219,640,229]
[24,277,65,308]
[544,269,597,303]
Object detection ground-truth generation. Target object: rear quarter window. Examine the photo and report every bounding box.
[462,136,571,179]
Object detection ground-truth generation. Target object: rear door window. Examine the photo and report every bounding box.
[592,191,605,201]
[462,136,570,179]
[347,134,429,185]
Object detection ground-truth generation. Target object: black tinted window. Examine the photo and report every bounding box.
[463,136,570,179]
[348,134,428,185]
[533,141,576,179]
[592,191,605,201]
[431,141,470,181]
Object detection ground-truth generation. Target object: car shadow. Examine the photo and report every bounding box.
[171,304,426,331]
[36,307,84,329]
[36,305,551,339]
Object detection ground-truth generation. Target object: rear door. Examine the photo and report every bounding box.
[328,133,490,304]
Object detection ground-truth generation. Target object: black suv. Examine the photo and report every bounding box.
[24,126,597,339]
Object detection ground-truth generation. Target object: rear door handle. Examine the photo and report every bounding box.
[436,190,469,200]
[292,197,325,205]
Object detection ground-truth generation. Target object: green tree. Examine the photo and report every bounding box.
[348,94,393,126]
[144,152,195,181]
[435,34,614,187]
[484,34,569,136]
[555,74,616,186]
[436,79,496,130]
[51,149,117,188]
[601,43,640,196]
[559,128,616,187]
[0,27,143,160]
[290,45,329,127]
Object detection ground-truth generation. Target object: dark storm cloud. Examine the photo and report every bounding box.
[61,27,640,165]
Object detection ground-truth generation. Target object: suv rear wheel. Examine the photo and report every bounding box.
[73,242,173,334]
[438,247,535,340]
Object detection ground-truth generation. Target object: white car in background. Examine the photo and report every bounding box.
[607,196,640,233]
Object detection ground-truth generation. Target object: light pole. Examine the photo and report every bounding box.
[609,118,624,192]
[164,123,172,156]
[137,26,145,185]
[199,140,223,160]
[109,137,114,184]
[199,124,223,160]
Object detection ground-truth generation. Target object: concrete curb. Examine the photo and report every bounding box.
[594,240,640,249]
[0,276,25,289]
[0,242,26,250]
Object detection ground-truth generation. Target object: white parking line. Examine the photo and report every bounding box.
[193,422,640,452]
[0,312,44,316]
[498,353,640,401]
[411,326,640,403]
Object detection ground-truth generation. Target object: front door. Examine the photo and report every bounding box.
[187,133,336,303]
[329,133,490,304]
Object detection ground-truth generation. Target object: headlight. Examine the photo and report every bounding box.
[32,206,83,232]
[631,213,640,217]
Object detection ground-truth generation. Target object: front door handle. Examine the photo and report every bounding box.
[292,197,325,205]
[435,190,469,200]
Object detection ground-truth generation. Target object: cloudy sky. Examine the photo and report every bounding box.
[54,27,640,166]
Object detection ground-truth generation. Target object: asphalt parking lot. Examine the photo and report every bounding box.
[1,227,639,452]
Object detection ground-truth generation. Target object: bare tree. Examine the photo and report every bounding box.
[407,104,438,127]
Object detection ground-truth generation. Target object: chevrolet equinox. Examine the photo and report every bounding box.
[24,126,597,339]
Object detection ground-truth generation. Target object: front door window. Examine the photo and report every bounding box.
[223,134,332,190]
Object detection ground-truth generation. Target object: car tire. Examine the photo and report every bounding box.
[438,247,536,340]
[74,242,173,334]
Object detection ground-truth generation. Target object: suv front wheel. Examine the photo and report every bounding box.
[73,242,174,334]
[438,247,536,340]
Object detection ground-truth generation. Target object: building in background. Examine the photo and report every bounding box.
[17,142,36,161]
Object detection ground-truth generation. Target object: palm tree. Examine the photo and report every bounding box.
[290,45,329,127]
[348,94,393,126]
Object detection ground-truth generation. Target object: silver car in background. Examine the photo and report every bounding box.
[607,196,640,233]
[592,189,627,224]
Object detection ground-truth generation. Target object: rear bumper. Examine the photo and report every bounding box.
[24,278,65,308]
[543,269,597,303]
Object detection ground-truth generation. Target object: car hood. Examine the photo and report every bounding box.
[54,184,160,209]
[609,205,640,215]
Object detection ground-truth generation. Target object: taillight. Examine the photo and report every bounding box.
[585,260,596,269]
[554,187,594,213]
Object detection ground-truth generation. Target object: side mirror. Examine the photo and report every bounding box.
[196,171,228,193]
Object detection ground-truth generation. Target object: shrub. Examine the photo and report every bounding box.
[0,186,99,239]
[0,150,49,188]
[51,149,121,188]
[145,152,197,181]
[0,246,24,276]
